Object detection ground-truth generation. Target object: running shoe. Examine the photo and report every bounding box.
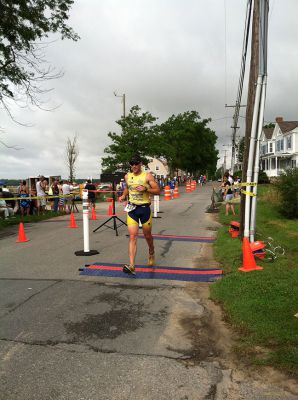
[148,253,155,267]
[123,264,136,275]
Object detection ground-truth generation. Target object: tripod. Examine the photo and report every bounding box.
[70,196,79,213]
[93,181,127,236]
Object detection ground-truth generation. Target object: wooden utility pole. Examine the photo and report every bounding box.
[240,0,260,237]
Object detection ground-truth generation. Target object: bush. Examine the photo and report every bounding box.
[275,168,298,219]
[258,171,270,184]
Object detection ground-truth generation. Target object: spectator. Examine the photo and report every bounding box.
[36,176,47,215]
[223,175,236,216]
[84,179,96,208]
[58,180,65,212]
[169,178,175,199]
[0,189,14,219]
[18,180,30,216]
[62,180,72,213]
[51,178,60,212]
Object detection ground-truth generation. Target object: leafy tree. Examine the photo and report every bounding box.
[101,105,159,172]
[275,168,298,218]
[0,0,79,114]
[236,136,245,163]
[159,111,218,176]
[263,122,275,129]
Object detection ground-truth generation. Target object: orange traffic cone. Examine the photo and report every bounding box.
[16,222,29,243]
[186,181,191,193]
[108,203,113,216]
[91,207,97,220]
[164,185,171,200]
[173,185,180,198]
[239,237,263,272]
[68,212,78,228]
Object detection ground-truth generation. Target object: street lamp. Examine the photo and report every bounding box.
[114,91,126,118]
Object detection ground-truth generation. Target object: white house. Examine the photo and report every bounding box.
[260,117,298,178]
[144,158,169,178]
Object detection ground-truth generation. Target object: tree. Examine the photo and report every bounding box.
[263,122,275,128]
[159,111,218,176]
[101,105,159,172]
[0,0,79,115]
[65,134,79,182]
[237,136,245,163]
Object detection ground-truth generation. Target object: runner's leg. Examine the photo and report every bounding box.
[128,224,139,266]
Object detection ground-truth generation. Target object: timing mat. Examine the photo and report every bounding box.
[79,262,223,282]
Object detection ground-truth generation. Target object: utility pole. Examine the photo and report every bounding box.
[240,0,260,238]
[113,92,126,118]
[223,150,228,176]
[225,103,246,174]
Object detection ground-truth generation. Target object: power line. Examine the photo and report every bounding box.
[228,0,253,173]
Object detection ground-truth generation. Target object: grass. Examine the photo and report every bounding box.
[0,210,68,229]
[210,185,298,378]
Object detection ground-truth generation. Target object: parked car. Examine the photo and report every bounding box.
[98,184,112,191]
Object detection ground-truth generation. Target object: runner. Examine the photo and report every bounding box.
[119,154,160,275]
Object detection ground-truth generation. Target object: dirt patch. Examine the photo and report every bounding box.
[193,243,221,268]
[182,281,298,395]
[288,232,298,238]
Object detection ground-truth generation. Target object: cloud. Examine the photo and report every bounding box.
[0,0,297,178]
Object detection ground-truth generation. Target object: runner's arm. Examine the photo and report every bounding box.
[147,173,160,195]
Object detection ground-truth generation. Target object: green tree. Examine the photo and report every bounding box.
[263,122,275,128]
[101,105,159,172]
[0,0,79,112]
[237,136,245,163]
[159,111,218,176]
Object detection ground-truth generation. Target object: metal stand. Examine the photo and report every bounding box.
[70,197,79,213]
[93,182,127,236]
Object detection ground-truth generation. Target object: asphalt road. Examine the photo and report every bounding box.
[0,183,297,400]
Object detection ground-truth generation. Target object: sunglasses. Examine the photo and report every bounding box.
[129,161,140,166]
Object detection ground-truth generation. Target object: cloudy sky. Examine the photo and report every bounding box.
[1,0,297,179]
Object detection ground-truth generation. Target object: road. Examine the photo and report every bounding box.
[0,183,297,400]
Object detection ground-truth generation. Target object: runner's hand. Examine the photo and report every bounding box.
[136,185,146,192]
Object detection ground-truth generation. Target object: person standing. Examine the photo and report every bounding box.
[51,178,60,212]
[119,155,160,275]
[36,176,47,215]
[223,175,236,216]
[62,180,72,213]
[18,180,30,216]
[84,179,96,208]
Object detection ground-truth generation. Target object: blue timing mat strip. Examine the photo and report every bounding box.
[79,262,223,282]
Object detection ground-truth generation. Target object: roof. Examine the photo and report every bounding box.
[278,121,298,134]
[263,127,274,139]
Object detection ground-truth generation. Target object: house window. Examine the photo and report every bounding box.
[276,139,284,152]
[269,142,273,153]
[286,136,292,150]
[262,145,266,155]
[271,158,276,169]
[291,160,296,168]
[155,166,159,171]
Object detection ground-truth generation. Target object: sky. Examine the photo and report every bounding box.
[1,0,298,180]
